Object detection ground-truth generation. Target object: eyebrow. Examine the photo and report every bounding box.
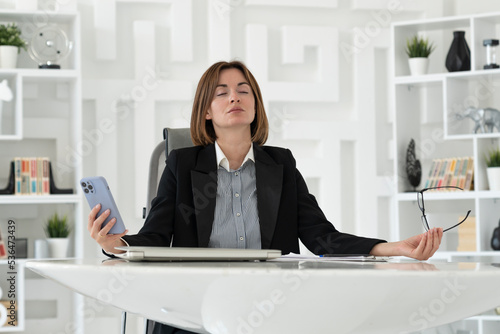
[216,82,250,88]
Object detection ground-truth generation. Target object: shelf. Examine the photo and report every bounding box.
[0,10,78,22]
[445,133,500,140]
[0,134,22,141]
[392,14,471,31]
[0,258,28,265]
[392,11,500,334]
[469,315,500,321]
[0,8,81,333]
[397,191,479,201]
[0,69,79,80]
[0,194,80,204]
[394,68,500,84]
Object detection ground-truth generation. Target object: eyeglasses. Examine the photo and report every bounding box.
[417,186,471,232]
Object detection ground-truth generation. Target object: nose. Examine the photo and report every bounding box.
[229,90,240,103]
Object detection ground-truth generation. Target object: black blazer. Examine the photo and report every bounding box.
[123,143,385,255]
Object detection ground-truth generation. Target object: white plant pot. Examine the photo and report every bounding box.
[0,46,18,69]
[46,238,69,258]
[408,57,429,76]
[487,167,500,191]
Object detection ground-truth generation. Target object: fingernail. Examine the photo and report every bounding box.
[105,209,110,214]
[94,204,100,209]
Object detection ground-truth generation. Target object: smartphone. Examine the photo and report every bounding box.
[80,176,126,234]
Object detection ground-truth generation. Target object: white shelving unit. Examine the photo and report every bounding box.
[392,12,500,334]
[0,9,82,333]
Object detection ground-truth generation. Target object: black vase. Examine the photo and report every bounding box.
[492,220,500,251]
[445,31,471,72]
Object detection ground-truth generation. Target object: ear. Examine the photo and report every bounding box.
[206,109,212,120]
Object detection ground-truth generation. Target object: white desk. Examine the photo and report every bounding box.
[27,258,500,334]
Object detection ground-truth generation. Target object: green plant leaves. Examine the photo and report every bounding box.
[0,23,27,52]
[405,35,435,58]
[45,213,71,238]
[486,148,500,168]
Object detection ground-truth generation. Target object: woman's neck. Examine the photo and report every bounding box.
[216,131,252,170]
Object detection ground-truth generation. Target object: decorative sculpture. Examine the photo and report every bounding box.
[406,139,421,191]
[456,107,500,133]
[492,219,500,250]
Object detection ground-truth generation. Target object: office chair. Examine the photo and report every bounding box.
[120,127,192,334]
[143,127,193,218]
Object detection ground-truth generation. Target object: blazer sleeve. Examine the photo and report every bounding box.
[289,150,386,255]
[121,150,180,247]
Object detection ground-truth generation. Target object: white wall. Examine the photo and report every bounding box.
[75,0,500,332]
[78,0,453,247]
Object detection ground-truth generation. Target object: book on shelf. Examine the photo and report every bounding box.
[423,157,474,191]
[14,157,50,196]
[457,216,476,252]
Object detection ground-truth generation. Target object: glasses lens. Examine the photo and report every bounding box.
[416,187,470,233]
[417,192,424,211]
[421,215,429,231]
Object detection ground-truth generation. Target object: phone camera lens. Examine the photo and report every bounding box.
[84,188,89,193]
[81,182,86,187]
[88,185,93,190]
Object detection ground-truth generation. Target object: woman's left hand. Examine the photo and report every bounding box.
[370,227,443,261]
[397,228,443,260]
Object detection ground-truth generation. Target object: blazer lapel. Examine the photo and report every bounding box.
[254,144,283,249]
[191,144,218,247]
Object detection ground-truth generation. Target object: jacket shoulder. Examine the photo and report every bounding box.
[258,145,296,165]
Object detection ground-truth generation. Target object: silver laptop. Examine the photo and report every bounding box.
[114,246,282,261]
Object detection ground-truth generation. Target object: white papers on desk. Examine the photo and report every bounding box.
[270,253,390,262]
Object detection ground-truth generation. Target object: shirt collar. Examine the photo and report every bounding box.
[215,141,254,172]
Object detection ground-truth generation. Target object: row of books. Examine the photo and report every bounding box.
[423,157,474,191]
[14,157,50,195]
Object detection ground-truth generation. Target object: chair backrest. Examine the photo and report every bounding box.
[143,127,192,218]
[142,127,192,333]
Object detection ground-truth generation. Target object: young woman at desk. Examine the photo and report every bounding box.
[87,61,443,333]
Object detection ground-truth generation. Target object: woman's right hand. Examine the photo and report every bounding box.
[87,204,129,254]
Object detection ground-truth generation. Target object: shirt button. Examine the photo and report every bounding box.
[236,213,241,217]
[235,172,239,176]
[235,193,240,198]
[239,236,244,241]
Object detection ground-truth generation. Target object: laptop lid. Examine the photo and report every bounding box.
[114,246,282,261]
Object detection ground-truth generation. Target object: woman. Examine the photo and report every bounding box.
[88,60,442,333]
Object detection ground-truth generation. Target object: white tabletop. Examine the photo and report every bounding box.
[27,258,500,334]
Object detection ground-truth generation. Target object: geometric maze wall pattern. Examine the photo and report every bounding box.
[82,0,429,242]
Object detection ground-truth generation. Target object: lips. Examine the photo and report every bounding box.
[228,107,244,113]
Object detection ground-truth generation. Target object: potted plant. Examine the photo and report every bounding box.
[405,35,435,76]
[0,23,27,69]
[44,213,71,258]
[485,147,500,191]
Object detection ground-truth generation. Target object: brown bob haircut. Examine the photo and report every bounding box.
[190,60,269,146]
